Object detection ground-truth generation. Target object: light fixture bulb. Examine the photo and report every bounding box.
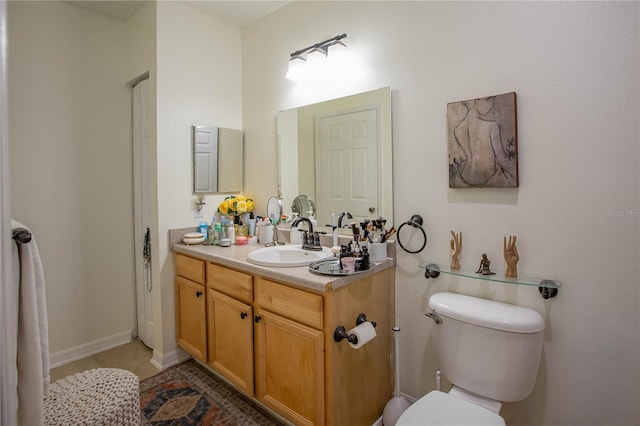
[286,55,306,81]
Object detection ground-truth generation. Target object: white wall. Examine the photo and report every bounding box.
[8,1,136,353]
[156,0,243,354]
[242,2,639,424]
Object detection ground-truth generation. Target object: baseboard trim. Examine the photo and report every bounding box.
[150,347,191,370]
[49,330,133,369]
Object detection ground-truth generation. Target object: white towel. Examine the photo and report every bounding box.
[12,220,49,426]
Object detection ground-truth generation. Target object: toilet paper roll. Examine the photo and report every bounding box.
[347,321,377,349]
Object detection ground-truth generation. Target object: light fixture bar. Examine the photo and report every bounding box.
[289,33,347,59]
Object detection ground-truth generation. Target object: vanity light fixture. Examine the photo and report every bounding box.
[286,33,347,81]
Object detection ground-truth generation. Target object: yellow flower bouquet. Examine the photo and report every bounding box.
[218,195,254,215]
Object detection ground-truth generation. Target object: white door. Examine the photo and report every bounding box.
[316,109,378,226]
[132,79,153,348]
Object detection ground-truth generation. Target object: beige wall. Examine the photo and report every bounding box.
[156,0,243,354]
[242,1,639,424]
[8,0,243,363]
[8,1,136,353]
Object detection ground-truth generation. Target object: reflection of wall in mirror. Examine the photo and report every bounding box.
[218,128,243,192]
[277,109,299,210]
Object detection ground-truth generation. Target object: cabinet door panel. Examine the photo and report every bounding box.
[255,310,324,426]
[207,289,254,396]
[176,276,207,361]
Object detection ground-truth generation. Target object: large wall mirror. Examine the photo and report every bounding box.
[192,125,243,193]
[277,87,393,229]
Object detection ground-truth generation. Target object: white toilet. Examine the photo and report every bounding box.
[396,292,545,426]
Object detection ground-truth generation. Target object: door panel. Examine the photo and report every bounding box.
[176,276,207,362]
[207,290,254,396]
[316,109,378,225]
[133,79,154,348]
[255,310,324,426]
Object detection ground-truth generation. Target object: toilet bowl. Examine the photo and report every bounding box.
[395,292,544,426]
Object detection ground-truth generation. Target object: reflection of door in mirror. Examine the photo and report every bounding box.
[192,125,243,193]
[193,125,218,192]
[316,109,378,226]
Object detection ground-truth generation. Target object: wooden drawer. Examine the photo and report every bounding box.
[175,253,205,284]
[255,278,323,329]
[207,263,253,304]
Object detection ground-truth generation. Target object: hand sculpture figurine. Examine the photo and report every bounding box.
[450,230,462,270]
[503,235,519,278]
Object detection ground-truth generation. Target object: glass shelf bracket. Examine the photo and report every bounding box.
[419,263,561,299]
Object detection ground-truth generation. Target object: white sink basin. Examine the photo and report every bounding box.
[247,244,334,267]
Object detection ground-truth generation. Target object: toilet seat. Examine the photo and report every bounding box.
[395,391,505,426]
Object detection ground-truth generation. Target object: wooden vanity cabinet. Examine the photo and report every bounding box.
[206,263,254,396]
[174,251,394,426]
[254,278,325,426]
[175,253,207,362]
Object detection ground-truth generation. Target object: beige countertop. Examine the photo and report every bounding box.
[171,228,395,293]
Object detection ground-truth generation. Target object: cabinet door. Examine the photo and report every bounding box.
[176,276,207,361]
[207,289,254,396]
[255,310,324,426]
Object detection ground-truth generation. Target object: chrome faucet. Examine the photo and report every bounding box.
[338,211,353,228]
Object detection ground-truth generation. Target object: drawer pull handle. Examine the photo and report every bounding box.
[254,315,262,323]
[196,291,202,298]
[240,312,248,320]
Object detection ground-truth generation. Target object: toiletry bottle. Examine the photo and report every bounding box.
[228,222,236,244]
[214,222,222,245]
[199,221,208,240]
[248,212,256,236]
[208,224,214,244]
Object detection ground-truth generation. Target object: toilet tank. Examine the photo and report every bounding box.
[429,292,545,402]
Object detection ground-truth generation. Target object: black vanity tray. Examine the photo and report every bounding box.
[308,258,371,276]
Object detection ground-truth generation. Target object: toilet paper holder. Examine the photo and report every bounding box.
[333,313,377,344]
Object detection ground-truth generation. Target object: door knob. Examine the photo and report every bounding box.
[254,315,262,323]
[240,312,248,319]
[196,291,202,298]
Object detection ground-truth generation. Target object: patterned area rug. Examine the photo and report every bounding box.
[139,359,285,425]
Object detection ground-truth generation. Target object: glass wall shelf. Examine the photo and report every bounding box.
[418,262,562,299]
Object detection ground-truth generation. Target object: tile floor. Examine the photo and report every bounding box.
[49,339,160,383]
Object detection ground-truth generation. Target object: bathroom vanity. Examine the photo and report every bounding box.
[173,240,395,426]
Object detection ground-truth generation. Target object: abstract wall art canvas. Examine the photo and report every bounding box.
[448,92,518,188]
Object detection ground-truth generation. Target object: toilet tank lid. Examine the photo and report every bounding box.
[428,292,545,333]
